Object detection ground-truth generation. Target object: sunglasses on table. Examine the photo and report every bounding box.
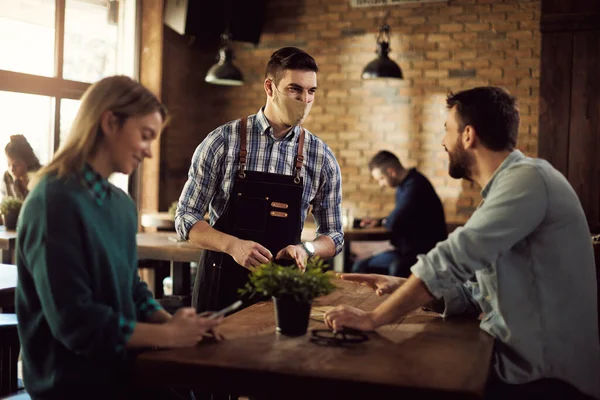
[309,328,369,347]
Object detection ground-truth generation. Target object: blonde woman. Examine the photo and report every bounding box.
[0,134,42,201]
[15,76,222,400]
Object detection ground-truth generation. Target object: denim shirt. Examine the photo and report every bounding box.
[411,150,600,398]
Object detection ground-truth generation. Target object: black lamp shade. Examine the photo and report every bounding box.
[362,22,403,80]
[205,46,244,86]
[362,55,403,80]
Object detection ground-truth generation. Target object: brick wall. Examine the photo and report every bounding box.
[160,0,541,224]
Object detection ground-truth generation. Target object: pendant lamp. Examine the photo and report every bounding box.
[362,14,403,80]
[205,33,244,86]
[205,0,244,86]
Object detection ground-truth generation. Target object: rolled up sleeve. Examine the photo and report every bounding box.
[311,148,344,255]
[175,131,225,240]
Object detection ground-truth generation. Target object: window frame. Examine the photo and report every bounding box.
[0,0,140,154]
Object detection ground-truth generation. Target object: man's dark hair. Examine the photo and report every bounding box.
[446,86,519,152]
[368,150,403,172]
[265,47,318,86]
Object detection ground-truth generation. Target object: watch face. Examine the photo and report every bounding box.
[304,242,315,255]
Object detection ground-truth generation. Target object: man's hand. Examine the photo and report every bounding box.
[276,244,308,271]
[324,305,376,332]
[359,218,379,228]
[337,273,405,296]
[227,239,272,269]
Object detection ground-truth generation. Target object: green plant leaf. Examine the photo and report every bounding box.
[238,257,336,303]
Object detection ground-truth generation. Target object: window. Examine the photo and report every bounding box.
[0,0,138,192]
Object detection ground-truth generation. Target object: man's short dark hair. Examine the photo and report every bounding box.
[265,47,318,86]
[446,86,519,152]
[368,150,403,172]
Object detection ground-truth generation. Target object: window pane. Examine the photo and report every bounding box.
[59,98,82,146]
[63,0,119,83]
[0,91,54,173]
[0,0,55,77]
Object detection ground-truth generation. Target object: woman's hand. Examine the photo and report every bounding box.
[163,307,223,348]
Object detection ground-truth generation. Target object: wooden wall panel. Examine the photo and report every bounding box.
[567,31,600,233]
[542,0,600,15]
[139,0,164,225]
[538,33,573,176]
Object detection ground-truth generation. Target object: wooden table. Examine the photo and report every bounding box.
[136,280,494,399]
[0,263,17,311]
[141,212,175,231]
[343,227,391,272]
[0,229,17,265]
[137,232,203,297]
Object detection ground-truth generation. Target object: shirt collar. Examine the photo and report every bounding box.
[81,163,111,206]
[255,107,300,142]
[481,150,525,199]
[397,168,416,188]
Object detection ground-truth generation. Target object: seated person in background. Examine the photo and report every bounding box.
[15,76,221,400]
[326,87,600,399]
[0,134,42,201]
[352,150,447,277]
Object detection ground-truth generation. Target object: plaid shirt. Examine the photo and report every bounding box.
[81,163,111,206]
[175,108,344,255]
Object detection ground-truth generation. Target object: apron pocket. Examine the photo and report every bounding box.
[233,196,267,232]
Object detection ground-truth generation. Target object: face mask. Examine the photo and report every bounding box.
[271,83,312,126]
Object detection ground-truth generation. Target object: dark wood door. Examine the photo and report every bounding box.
[538,0,600,233]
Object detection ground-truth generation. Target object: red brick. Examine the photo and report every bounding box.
[492,3,518,12]
[440,23,465,33]
[404,16,427,25]
[438,6,465,15]
[425,69,449,78]
[454,14,479,22]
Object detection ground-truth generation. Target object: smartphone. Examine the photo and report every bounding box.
[208,300,243,319]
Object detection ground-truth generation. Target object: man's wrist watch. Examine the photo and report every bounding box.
[301,242,316,259]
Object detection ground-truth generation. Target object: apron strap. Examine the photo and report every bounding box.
[294,127,305,184]
[238,117,248,178]
[237,116,305,184]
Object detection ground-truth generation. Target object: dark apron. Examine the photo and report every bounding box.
[192,117,306,312]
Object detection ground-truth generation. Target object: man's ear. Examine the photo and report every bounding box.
[264,78,274,97]
[386,167,396,178]
[99,110,117,138]
[462,125,477,150]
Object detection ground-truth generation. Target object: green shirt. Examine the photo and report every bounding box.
[15,165,161,399]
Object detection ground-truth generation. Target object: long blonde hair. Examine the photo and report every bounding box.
[31,75,167,188]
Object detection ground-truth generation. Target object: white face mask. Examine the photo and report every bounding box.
[271,83,312,127]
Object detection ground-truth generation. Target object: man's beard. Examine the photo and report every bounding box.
[448,141,471,180]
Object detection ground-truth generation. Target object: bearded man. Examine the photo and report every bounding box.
[324,86,600,400]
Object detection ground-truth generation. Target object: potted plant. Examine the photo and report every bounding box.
[239,258,336,336]
[0,197,23,230]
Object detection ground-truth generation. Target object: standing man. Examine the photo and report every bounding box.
[352,150,447,277]
[325,87,600,399]
[176,47,343,313]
